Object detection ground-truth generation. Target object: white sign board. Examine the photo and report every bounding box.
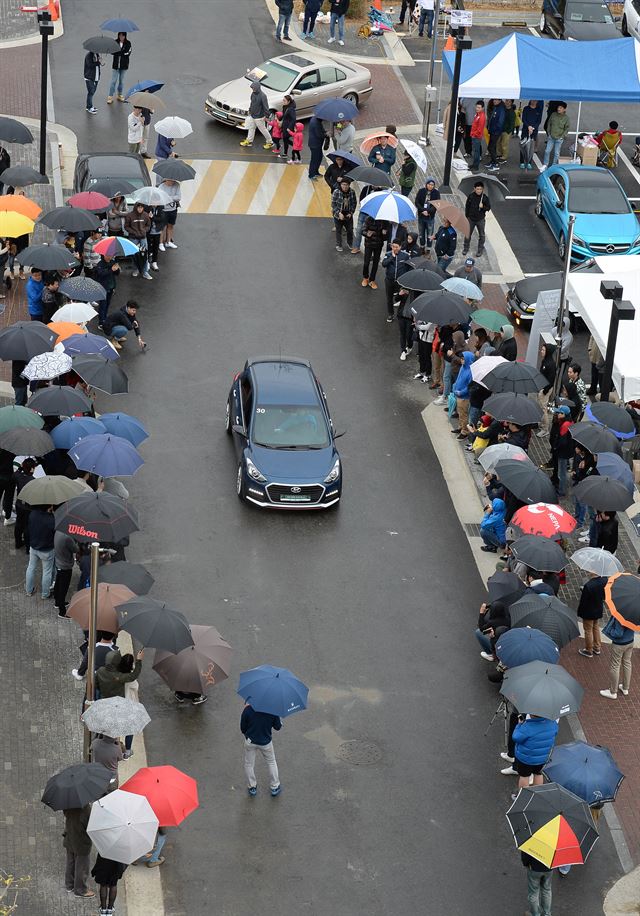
[525,289,561,367]
[450,9,473,27]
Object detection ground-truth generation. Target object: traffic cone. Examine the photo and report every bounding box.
[47,0,59,20]
[444,33,455,51]
[372,0,382,8]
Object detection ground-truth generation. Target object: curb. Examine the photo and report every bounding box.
[0,114,78,200]
[0,0,64,49]
[603,864,640,913]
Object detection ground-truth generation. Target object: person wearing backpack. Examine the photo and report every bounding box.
[600,615,634,700]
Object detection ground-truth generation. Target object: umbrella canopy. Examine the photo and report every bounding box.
[359,132,399,154]
[314,97,358,121]
[501,659,583,718]
[82,697,151,738]
[510,503,577,539]
[0,116,34,144]
[544,741,624,806]
[68,583,136,632]
[19,474,90,506]
[126,80,164,97]
[153,624,232,694]
[410,256,448,278]
[0,320,56,361]
[116,596,194,653]
[237,665,308,718]
[48,321,85,343]
[63,333,118,360]
[87,790,158,865]
[483,360,547,395]
[398,269,442,292]
[459,172,510,206]
[410,289,471,325]
[345,165,394,188]
[54,491,140,543]
[83,35,121,54]
[67,190,111,212]
[59,276,107,302]
[484,392,543,426]
[571,547,623,578]
[506,783,598,869]
[360,190,417,222]
[28,385,92,416]
[487,570,526,607]
[132,186,171,207]
[70,433,143,477]
[0,166,48,187]
[326,150,361,167]
[127,91,166,112]
[605,572,640,631]
[478,442,531,472]
[50,302,97,325]
[509,593,579,648]
[0,426,54,457]
[72,355,129,395]
[22,350,72,381]
[99,413,149,447]
[510,535,568,572]
[495,460,557,504]
[431,199,470,236]
[100,17,140,31]
[495,627,560,668]
[151,159,195,182]
[38,206,100,232]
[470,354,507,385]
[42,763,114,811]
[585,401,636,440]
[16,244,76,271]
[0,195,41,219]
[93,236,139,259]
[0,404,44,435]
[441,276,483,301]
[0,211,34,237]
[471,309,510,333]
[572,476,634,512]
[570,421,622,456]
[89,179,136,199]
[401,137,427,172]
[98,562,154,595]
[595,452,635,494]
[154,116,193,139]
[120,766,198,827]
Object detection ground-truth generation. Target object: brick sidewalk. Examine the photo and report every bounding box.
[0,45,42,119]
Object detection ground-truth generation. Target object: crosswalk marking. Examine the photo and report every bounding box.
[266,166,304,217]
[208,161,250,213]
[183,159,233,214]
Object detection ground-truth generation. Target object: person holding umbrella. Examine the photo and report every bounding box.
[84,51,101,114]
[280,95,297,160]
[368,136,396,174]
[94,255,120,328]
[512,713,559,797]
[381,240,412,322]
[124,202,151,278]
[334,119,355,153]
[91,854,127,915]
[576,572,606,658]
[331,177,356,252]
[463,181,491,259]
[107,32,132,104]
[414,177,440,251]
[433,217,457,270]
[241,703,282,797]
[127,107,144,154]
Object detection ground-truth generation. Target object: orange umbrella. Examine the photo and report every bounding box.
[67,583,136,632]
[47,321,86,342]
[359,132,399,155]
[0,196,41,220]
[431,200,470,237]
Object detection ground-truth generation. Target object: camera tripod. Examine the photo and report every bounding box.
[484,697,512,748]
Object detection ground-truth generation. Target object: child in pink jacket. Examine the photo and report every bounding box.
[268,111,283,154]
[288,122,304,163]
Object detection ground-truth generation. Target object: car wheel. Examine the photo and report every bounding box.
[558,234,567,261]
[343,92,358,107]
[622,14,629,35]
[225,400,232,435]
[535,192,545,219]
[539,11,548,32]
[236,463,246,501]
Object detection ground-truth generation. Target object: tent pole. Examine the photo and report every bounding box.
[442,34,472,191]
[552,214,576,399]
[573,101,582,161]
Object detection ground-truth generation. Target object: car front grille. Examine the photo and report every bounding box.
[216,100,231,111]
[266,484,325,505]
[589,243,630,254]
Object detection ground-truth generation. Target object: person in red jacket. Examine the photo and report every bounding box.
[470,101,486,171]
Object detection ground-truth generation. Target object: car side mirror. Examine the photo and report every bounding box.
[232,425,247,438]
[291,89,302,96]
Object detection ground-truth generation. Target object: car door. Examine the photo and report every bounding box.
[293,68,320,117]
[231,369,253,455]
[548,175,566,237]
[317,66,339,104]
[632,0,640,36]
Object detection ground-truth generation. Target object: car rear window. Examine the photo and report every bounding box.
[253,405,330,448]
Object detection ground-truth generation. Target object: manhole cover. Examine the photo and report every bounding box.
[176,74,205,85]
[336,740,382,765]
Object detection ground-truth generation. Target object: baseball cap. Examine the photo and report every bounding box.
[553,405,571,416]
[465,257,475,266]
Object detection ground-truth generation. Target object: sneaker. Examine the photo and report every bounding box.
[3,517,15,526]
[501,766,517,775]
[386,316,393,322]
[338,39,344,45]
[146,856,165,867]
[110,337,123,350]
[87,107,98,114]
[166,241,178,249]
[511,794,519,800]
[526,163,533,170]
[400,350,407,361]
[480,545,497,552]
[500,752,514,762]
[433,396,446,406]
[122,750,133,759]
[191,694,208,705]
[361,278,369,287]
[117,94,125,101]
[271,785,282,797]
[328,36,336,43]
[535,429,548,438]
[480,651,495,661]
[248,786,257,797]
[282,35,292,40]
[301,33,307,39]
[599,689,618,699]
[619,685,629,696]
[240,139,253,147]
[142,272,153,280]
[174,693,185,704]
[151,262,159,271]
[519,163,525,170]
[308,31,315,37]
[159,242,166,252]
[263,142,274,150]
[558,864,571,876]
[369,281,378,290]
[421,376,431,384]
[579,529,589,537]
[351,247,360,254]
[539,164,547,172]
[58,608,67,618]
[414,372,424,380]
[335,245,343,252]
[74,890,95,898]
[131,270,139,278]
[107,96,113,104]
[578,535,590,543]
[287,159,294,163]
[593,648,601,655]
[578,648,593,657]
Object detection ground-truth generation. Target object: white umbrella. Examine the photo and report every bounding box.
[401,137,427,173]
[23,350,72,381]
[570,547,624,577]
[478,443,533,473]
[88,790,159,864]
[132,186,171,207]
[154,116,193,139]
[50,302,97,324]
[470,354,507,386]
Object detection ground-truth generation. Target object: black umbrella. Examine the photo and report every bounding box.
[152,159,196,181]
[487,570,526,607]
[586,401,636,439]
[59,276,107,302]
[0,117,34,144]
[605,572,640,630]
[482,361,547,395]
[116,596,194,653]
[41,763,114,811]
[459,172,510,206]
[510,534,568,572]
[28,385,92,417]
[398,268,443,293]
[570,421,622,456]
[89,179,136,198]
[0,321,56,361]
[410,257,448,278]
[509,593,580,648]
[0,166,49,187]
[410,289,471,326]
[346,165,394,189]
[72,355,129,395]
[83,35,121,53]
[38,206,100,232]
[54,491,139,542]
[573,476,634,511]
[495,459,557,504]
[98,562,154,595]
[501,659,583,717]
[484,392,543,426]
[0,426,55,457]
[16,243,77,271]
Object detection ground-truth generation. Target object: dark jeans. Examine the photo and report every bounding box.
[363,245,382,281]
[385,278,399,317]
[398,0,416,21]
[464,218,486,254]
[418,8,434,35]
[589,362,600,394]
[147,233,160,263]
[334,217,353,248]
[13,385,28,406]
[276,10,292,37]
[418,339,432,374]
[0,477,14,520]
[85,79,98,109]
[463,125,472,155]
[303,8,318,32]
[418,214,434,248]
[308,146,323,178]
[15,506,30,549]
[471,137,482,169]
[488,133,499,165]
[398,316,413,352]
[65,849,90,895]
[54,567,73,611]
[98,289,114,326]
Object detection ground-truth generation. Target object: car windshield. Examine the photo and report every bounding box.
[245,61,296,92]
[568,183,630,214]
[567,1,613,22]
[89,175,146,190]
[253,405,330,448]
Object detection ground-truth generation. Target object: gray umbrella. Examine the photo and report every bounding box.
[0,426,55,457]
[459,172,510,206]
[83,35,120,53]
[72,355,129,395]
[38,206,100,232]
[500,660,583,718]
[509,593,580,648]
[28,385,92,416]
[510,535,568,572]
[153,624,232,694]
[346,165,394,189]
[152,159,196,181]
[494,460,557,505]
[0,166,49,187]
[482,360,548,395]
[0,117,34,144]
[572,476,634,512]
[42,763,114,810]
[19,475,91,506]
[16,243,77,271]
[98,562,154,595]
[82,696,150,738]
[116,596,194,653]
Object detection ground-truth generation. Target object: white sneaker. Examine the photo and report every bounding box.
[535,429,548,438]
[413,372,424,380]
[151,262,159,271]
[3,517,15,526]
[578,535,590,543]
[159,243,166,252]
[400,351,407,361]
[500,751,514,762]
[579,529,589,536]
[338,39,344,45]
[619,685,630,696]
[328,36,336,43]
[142,272,153,280]
[433,396,445,405]
[501,766,517,775]
[167,241,178,249]
[599,689,618,699]
[480,651,494,661]
[131,270,139,278]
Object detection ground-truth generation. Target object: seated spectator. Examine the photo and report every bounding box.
[499,421,530,451]
[596,120,622,168]
[475,599,510,660]
[480,497,507,553]
[523,569,556,596]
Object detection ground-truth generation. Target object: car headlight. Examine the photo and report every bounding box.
[245,456,266,482]
[632,235,640,249]
[324,458,341,483]
[232,107,248,116]
[572,235,586,248]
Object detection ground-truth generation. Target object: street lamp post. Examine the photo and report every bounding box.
[419,0,441,147]
[38,9,54,177]
[82,541,102,763]
[441,34,471,192]
[599,281,635,403]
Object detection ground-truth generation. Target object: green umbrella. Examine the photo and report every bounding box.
[0,405,44,435]
[470,308,506,333]
[18,475,91,507]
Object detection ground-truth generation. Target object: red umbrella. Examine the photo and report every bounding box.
[511,503,577,539]
[67,191,111,212]
[120,765,198,827]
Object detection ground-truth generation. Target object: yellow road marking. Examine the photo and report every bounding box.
[305,179,332,218]
[266,166,305,217]
[185,160,233,214]
[227,163,270,214]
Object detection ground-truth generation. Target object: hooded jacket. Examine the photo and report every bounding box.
[249,81,269,119]
[497,325,517,361]
[415,184,441,218]
[84,53,100,82]
[513,715,558,765]
[480,497,507,545]
[539,343,557,394]
[453,350,475,399]
[26,276,44,317]
[488,102,506,137]
[124,208,152,240]
[95,650,141,699]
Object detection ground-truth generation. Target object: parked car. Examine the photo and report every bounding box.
[535,164,640,262]
[226,357,343,509]
[540,0,619,39]
[73,153,151,204]
[506,260,602,325]
[205,51,372,127]
[622,0,640,37]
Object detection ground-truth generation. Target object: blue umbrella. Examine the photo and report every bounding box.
[125,80,164,98]
[51,416,106,450]
[63,333,120,361]
[59,276,106,302]
[594,452,635,494]
[543,741,624,805]
[100,18,140,32]
[314,97,358,122]
[585,401,636,440]
[99,413,149,447]
[360,190,417,223]
[70,433,143,478]
[441,276,483,301]
[495,628,560,668]
[327,150,361,167]
[237,665,308,718]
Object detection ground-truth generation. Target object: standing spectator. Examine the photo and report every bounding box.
[600,613,634,699]
[542,102,569,168]
[90,735,123,787]
[398,151,417,197]
[587,334,603,396]
[53,529,77,616]
[26,267,44,320]
[417,0,435,37]
[576,574,605,658]
[159,179,181,250]
[549,405,574,498]
[452,351,474,439]
[307,115,327,180]
[415,321,434,382]
[324,155,353,192]
[415,177,440,251]
[497,324,517,361]
[521,852,552,916]
[536,341,557,437]
[454,256,482,289]
[155,132,176,161]
[63,806,94,899]
[520,99,543,170]
[301,0,322,37]
[590,510,618,554]
[396,0,416,25]
[328,0,349,45]
[74,631,117,681]
[147,206,164,271]
[512,713,559,795]
[463,181,491,258]
[12,457,34,549]
[268,111,284,156]
[460,98,478,158]
[368,136,396,174]
[139,106,152,158]
[94,255,120,328]
[275,0,294,39]
[497,99,516,163]
[433,218,457,270]
[361,216,385,289]
[331,178,356,252]
[470,101,486,171]
[107,194,128,236]
[91,855,127,915]
[0,448,15,525]
[26,506,56,599]
[82,230,102,279]
[397,294,415,361]
[381,240,411,322]
[281,95,297,160]
[241,703,282,797]
[486,100,505,171]
[288,122,304,164]
[41,275,63,324]
[573,445,596,531]
[240,81,274,149]
[0,145,10,195]
[83,51,101,114]
[334,119,355,153]
[96,649,143,700]
[124,202,152,279]
[136,827,168,867]
[567,362,587,417]
[11,360,28,406]
[103,300,146,351]
[127,107,144,154]
[107,32,131,103]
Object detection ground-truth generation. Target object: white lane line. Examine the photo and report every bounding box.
[528,25,539,36]
[286,175,317,216]
[617,147,640,188]
[246,163,283,216]
[485,209,524,282]
[207,160,250,213]
[505,195,536,200]
[178,159,212,211]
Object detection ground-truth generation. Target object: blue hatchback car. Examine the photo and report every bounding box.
[535,164,640,262]
[226,357,342,509]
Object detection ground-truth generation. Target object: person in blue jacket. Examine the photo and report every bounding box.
[480,497,507,553]
[487,99,506,171]
[513,714,559,796]
[433,218,457,270]
[155,133,176,162]
[452,350,475,439]
[26,267,44,320]
[368,136,396,174]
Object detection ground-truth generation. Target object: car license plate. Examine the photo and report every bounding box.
[280,494,311,502]
[215,111,229,120]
